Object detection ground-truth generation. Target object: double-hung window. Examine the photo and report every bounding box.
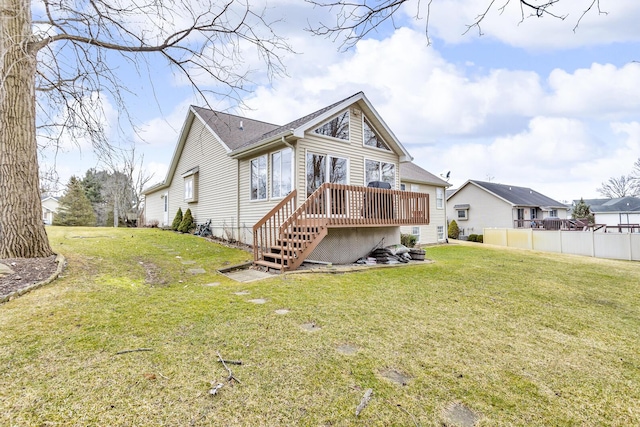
[182,167,199,202]
[436,188,444,209]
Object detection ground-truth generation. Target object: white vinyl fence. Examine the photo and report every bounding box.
[484,229,640,261]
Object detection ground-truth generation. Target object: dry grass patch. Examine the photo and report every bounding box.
[0,228,639,425]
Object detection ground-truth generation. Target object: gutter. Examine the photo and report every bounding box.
[229,130,294,159]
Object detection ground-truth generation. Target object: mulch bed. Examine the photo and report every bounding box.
[0,256,59,299]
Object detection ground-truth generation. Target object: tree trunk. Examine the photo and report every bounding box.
[0,0,54,258]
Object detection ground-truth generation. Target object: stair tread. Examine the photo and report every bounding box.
[254,260,285,270]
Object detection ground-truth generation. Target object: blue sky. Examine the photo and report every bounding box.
[39,0,640,203]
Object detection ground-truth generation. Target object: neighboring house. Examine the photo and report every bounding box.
[41,196,59,225]
[143,92,433,271]
[446,180,568,236]
[399,162,451,244]
[581,197,640,227]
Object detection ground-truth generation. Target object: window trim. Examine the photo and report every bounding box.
[250,154,268,201]
[437,225,445,241]
[457,209,468,220]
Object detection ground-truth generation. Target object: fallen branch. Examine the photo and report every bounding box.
[355,388,373,417]
[115,348,153,355]
[217,351,242,384]
[217,358,242,366]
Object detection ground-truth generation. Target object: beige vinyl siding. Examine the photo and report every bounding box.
[142,190,166,226]
[296,107,400,197]
[447,184,514,235]
[400,182,447,244]
[144,117,240,237]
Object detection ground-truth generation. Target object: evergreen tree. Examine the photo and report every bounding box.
[572,198,594,224]
[171,208,183,231]
[178,208,194,233]
[53,177,97,226]
[448,220,460,239]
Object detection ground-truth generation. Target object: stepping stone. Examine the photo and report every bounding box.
[274,309,290,315]
[300,322,321,332]
[203,282,221,287]
[442,402,481,427]
[0,263,14,276]
[247,298,267,304]
[181,260,196,265]
[187,268,205,274]
[233,291,250,296]
[336,344,359,355]
[380,368,411,386]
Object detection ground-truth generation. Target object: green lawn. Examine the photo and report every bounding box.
[1,226,639,426]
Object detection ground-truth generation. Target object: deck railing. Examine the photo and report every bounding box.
[252,190,297,266]
[253,183,430,271]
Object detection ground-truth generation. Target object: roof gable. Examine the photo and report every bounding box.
[450,180,566,208]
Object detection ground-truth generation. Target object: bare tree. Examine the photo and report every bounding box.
[597,175,638,198]
[305,0,607,49]
[1,0,291,257]
[100,147,153,227]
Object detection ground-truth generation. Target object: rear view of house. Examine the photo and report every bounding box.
[143,92,437,270]
[446,180,568,237]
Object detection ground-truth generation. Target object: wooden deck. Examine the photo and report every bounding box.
[253,183,430,271]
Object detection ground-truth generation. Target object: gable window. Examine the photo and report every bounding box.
[182,167,199,203]
[314,111,349,141]
[436,188,444,209]
[363,117,390,151]
[250,155,267,200]
[365,159,395,187]
[272,148,292,198]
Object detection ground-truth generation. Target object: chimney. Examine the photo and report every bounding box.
[239,120,244,130]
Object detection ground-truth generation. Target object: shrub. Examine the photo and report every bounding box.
[448,220,460,239]
[178,208,195,233]
[468,234,478,242]
[171,208,183,231]
[400,233,417,248]
[477,234,483,243]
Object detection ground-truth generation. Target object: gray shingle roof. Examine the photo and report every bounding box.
[191,106,280,151]
[191,92,365,153]
[400,162,450,187]
[581,197,640,213]
[470,180,565,208]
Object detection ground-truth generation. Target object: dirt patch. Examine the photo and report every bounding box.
[300,322,321,332]
[138,260,168,286]
[0,256,60,299]
[336,343,359,355]
[442,402,481,427]
[379,368,411,386]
